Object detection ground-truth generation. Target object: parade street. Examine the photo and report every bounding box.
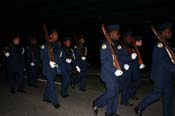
[0,71,174,116]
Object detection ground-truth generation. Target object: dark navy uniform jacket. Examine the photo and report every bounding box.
[40,42,63,76]
[114,42,133,71]
[61,47,76,72]
[113,41,133,86]
[26,45,40,67]
[74,44,87,71]
[100,41,132,79]
[6,45,25,72]
[100,41,116,80]
[150,42,175,88]
[128,46,140,70]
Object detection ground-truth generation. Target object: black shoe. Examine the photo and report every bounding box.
[17,89,26,93]
[128,103,133,107]
[121,103,133,107]
[111,113,120,116]
[53,104,61,109]
[92,102,98,116]
[105,112,112,116]
[80,88,86,92]
[71,84,75,89]
[10,90,15,94]
[61,94,70,98]
[134,107,142,116]
[131,96,139,101]
[43,99,51,103]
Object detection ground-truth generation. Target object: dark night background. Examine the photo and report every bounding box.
[0,0,175,68]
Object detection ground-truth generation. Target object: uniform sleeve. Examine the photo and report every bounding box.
[84,46,87,56]
[117,49,132,63]
[59,48,65,64]
[74,47,81,64]
[36,47,41,65]
[40,44,50,66]
[100,43,116,74]
[27,48,32,63]
[74,48,79,58]
[71,49,77,66]
[157,46,175,72]
[72,49,76,60]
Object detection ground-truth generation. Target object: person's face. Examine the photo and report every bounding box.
[80,38,85,44]
[50,32,58,42]
[136,40,143,46]
[64,40,71,47]
[161,28,172,40]
[31,39,37,45]
[13,37,20,45]
[124,36,132,44]
[110,30,120,41]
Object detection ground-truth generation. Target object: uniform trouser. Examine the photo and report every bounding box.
[61,72,71,96]
[73,61,87,89]
[95,76,119,113]
[138,82,174,116]
[120,72,132,105]
[43,73,59,105]
[129,69,141,97]
[73,70,87,89]
[8,71,24,91]
[28,66,38,86]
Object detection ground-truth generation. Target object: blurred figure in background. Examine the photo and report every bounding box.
[72,36,88,92]
[4,35,25,94]
[60,37,80,98]
[26,37,40,88]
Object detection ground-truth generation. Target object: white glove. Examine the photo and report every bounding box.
[81,56,86,61]
[76,66,81,73]
[131,53,137,60]
[49,61,58,68]
[5,52,10,57]
[40,45,45,49]
[66,58,72,64]
[30,62,35,66]
[114,70,123,77]
[139,64,145,69]
[124,64,130,70]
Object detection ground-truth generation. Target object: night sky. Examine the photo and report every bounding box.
[0,0,175,67]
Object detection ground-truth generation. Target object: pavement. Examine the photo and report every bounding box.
[0,70,174,116]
